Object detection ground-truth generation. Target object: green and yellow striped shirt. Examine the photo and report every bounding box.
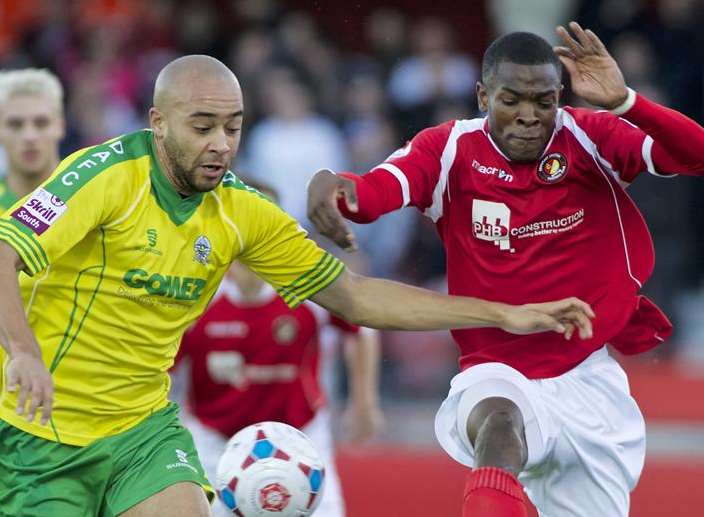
[0,129,344,445]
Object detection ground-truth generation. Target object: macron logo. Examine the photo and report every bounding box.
[11,188,67,235]
[472,160,513,183]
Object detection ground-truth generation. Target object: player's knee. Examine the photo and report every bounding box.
[473,410,527,472]
[466,399,528,474]
[483,409,518,430]
[466,396,523,445]
[477,410,525,448]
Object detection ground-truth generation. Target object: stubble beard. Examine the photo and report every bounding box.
[162,133,203,194]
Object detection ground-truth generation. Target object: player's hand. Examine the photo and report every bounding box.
[342,401,385,443]
[307,169,359,252]
[500,297,595,340]
[6,350,54,425]
[554,21,629,110]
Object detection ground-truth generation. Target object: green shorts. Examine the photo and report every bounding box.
[0,402,213,517]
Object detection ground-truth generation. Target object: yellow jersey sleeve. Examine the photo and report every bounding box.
[228,178,345,307]
[0,137,146,275]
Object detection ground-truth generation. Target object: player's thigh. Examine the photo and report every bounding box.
[521,358,645,517]
[522,427,638,517]
[119,482,211,517]
[0,419,110,517]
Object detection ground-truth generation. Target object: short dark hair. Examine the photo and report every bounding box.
[481,32,561,85]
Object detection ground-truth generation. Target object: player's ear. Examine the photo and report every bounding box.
[476,81,489,113]
[149,107,166,138]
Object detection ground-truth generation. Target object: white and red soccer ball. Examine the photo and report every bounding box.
[215,421,326,516]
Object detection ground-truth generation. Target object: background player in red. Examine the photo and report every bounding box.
[307,21,704,517]
[172,181,384,517]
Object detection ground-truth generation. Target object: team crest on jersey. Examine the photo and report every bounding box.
[194,235,212,265]
[272,315,299,344]
[537,152,568,184]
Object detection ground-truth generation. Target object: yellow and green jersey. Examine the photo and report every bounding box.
[0,129,344,446]
[0,176,19,212]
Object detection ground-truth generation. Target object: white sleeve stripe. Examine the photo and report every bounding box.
[642,135,656,174]
[376,163,411,207]
[610,87,637,116]
[561,110,629,187]
[424,118,485,222]
[642,135,678,178]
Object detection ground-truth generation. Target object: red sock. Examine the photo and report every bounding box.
[463,467,528,517]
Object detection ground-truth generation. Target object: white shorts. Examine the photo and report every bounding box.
[434,347,646,517]
[182,408,345,517]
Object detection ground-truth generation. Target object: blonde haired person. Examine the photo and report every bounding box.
[0,67,65,210]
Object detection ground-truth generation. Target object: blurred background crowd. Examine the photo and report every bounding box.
[1,0,703,404]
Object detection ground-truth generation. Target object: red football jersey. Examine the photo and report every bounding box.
[340,95,704,378]
[176,283,358,437]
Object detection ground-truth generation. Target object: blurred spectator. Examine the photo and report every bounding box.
[243,66,348,223]
[487,0,578,42]
[363,7,407,75]
[388,17,478,138]
[342,71,416,277]
[277,11,343,117]
[609,31,666,103]
[176,1,227,57]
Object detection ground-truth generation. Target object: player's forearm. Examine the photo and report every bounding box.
[621,91,704,172]
[344,330,381,408]
[313,271,507,331]
[337,172,403,223]
[0,242,41,358]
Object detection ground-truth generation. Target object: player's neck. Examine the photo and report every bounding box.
[6,163,57,197]
[239,282,267,302]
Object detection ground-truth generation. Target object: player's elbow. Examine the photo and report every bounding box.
[0,241,25,272]
[312,270,370,326]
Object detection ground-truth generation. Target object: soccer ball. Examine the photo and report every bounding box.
[215,421,326,516]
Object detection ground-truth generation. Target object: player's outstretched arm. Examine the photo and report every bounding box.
[556,21,704,174]
[0,242,53,425]
[311,270,594,339]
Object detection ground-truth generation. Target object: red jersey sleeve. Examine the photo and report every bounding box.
[337,121,455,221]
[621,92,704,175]
[564,107,648,184]
[328,313,360,334]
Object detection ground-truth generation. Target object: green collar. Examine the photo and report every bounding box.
[148,133,204,226]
